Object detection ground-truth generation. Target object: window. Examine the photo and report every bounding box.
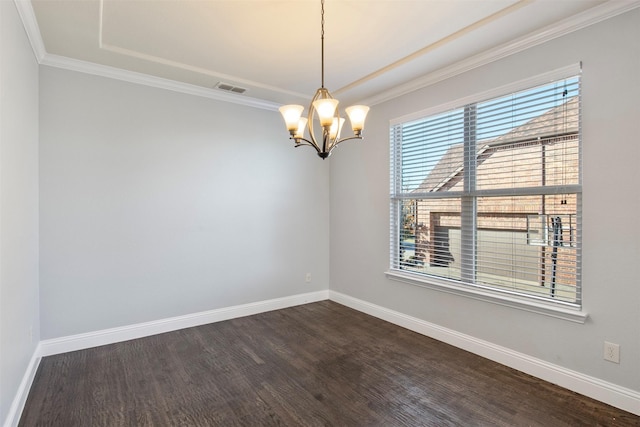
[389,71,581,311]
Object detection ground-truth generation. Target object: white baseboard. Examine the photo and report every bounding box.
[39,290,329,357]
[329,290,640,416]
[3,346,42,427]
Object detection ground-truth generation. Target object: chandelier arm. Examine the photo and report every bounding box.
[332,135,364,148]
[290,137,322,155]
[305,118,321,152]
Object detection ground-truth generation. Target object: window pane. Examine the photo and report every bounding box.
[475,80,580,191]
[397,198,462,282]
[396,195,579,304]
[475,195,579,304]
[400,109,464,192]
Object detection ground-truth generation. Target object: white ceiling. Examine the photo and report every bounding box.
[22,0,640,109]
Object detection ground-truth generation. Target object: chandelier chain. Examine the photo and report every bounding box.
[320,0,325,88]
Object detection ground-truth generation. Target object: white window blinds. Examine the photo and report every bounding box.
[390,74,581,307]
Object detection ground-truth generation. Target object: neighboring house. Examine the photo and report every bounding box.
[403,97,579,300]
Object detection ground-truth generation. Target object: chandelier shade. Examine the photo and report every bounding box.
[279,0,369,159]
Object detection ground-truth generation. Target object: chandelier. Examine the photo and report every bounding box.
[278,0,369,159]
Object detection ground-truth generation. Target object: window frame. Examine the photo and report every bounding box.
[386,65,587,323]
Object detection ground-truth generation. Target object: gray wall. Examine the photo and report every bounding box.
[330,9,640,392]
[39,68,330,339]
[0,1,40,422]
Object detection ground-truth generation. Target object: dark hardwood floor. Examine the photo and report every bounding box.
[20,301,640,426]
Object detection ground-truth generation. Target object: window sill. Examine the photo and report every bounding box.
[385,270,588,324]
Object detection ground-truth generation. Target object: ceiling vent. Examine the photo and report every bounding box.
[215,82,247,94]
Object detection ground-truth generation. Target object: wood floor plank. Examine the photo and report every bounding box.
[19,301,640,426]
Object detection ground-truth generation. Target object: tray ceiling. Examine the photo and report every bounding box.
[24,0,638,109]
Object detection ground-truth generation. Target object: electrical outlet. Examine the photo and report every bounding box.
[604,341,620,363]
[305,273,312,283]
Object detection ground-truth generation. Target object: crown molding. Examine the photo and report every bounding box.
[40,54,281,111]
[13,0,46,62]
[360,0,640,106]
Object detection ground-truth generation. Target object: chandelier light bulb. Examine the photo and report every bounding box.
[279,105,305,133]
[345,105,370,133]
[329,117,345,140]
[294,117,308,139]
[313,98,339,127]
